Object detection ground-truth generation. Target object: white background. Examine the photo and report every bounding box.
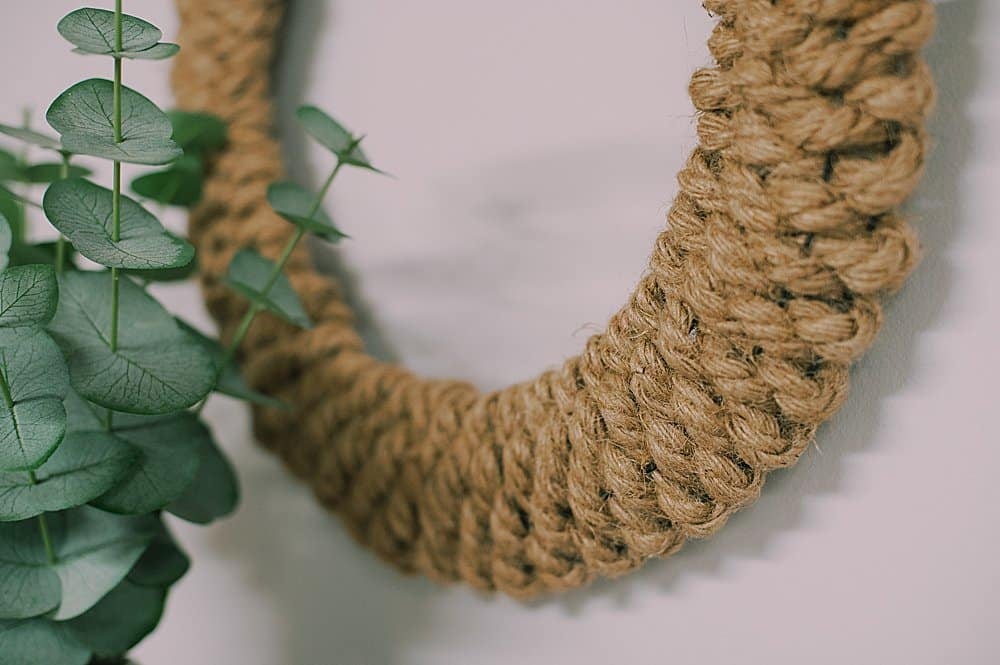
[1,1,997,664]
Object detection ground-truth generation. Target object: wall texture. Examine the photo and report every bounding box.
[0,1,996,663]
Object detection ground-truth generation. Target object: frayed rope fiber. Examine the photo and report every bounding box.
[172,0,936,598]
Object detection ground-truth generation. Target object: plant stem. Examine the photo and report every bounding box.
[0,367,56,564]
[29,472,57,565]
[109,1,123,353]
[193,161,344,415]
[54,155,71,275]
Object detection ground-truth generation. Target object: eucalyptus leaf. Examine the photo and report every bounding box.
[63,390,105,434]
[225,249,312,329]
[130,163,202,207]
[296,105,382,172]
[91,413,202,515]
[166,424,238,524]
[267,181,347,242]
[0,264,59,328]
[22,163,91,184]
[0,149,23,181]
[118,42,180,61]
[48,271,215,415]
[166,111,227,154]
[57,8,161,56]
[178,319,285,409]
[0,519,61,619]
[127,522,189,588]
[122,257,198,283]
[0,193,25,248]
[0,507,156,621]
[9,240,76,272]
[0,328,69,472]
[44,177,194,270]
[0,619,90,665]
[0,123,63,152]
[66,577,166,659]
[47,79,182,166]
[0,213,11,271]
[0,431,137,521]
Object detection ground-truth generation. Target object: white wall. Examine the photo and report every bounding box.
[1,1,996,664]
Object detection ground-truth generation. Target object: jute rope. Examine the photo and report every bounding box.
[172,0,935,598]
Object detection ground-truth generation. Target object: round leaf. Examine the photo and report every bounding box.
[0,520,61,619]
[48,271,215,415]
[44,178,194,270]
[0,213,11,271]
[225,249,312,329]
[66,578,166,659]
[22,163,91,184]
[0,620,90,665]
[0,507,156,621]
[296,105,382,172]
[166,111,227,153]
[127,522,189,588]
[0,124,63,152]
[0,328,70,472]
[166,424,239,524]
[57,8,161,55]
[0,264,59,328]
[130,165,202,207]
[91,413,203,515]
[47,79,182,166]
[267,181,346,242]
[119,42,179,60]
[0,431,137,521]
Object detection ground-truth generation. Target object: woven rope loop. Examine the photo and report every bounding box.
[172,0,935,598]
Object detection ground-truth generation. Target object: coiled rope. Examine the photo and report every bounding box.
[172,0,935,597]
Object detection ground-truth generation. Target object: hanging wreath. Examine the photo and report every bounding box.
[172,0,936,598]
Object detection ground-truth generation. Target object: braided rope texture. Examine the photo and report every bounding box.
[172,0,935,598]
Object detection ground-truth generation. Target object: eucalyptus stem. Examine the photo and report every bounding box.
[109,1,123,353]
[0,367,56,564]
[193,160,344,415]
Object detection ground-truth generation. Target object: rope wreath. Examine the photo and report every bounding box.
[172,0,935,598]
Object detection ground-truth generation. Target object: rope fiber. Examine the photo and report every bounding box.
[172,0,936,597]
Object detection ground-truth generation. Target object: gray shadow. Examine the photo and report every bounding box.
[533,0,984,612]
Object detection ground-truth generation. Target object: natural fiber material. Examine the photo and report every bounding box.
[172,0,935,597]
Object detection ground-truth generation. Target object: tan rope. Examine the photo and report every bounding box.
[171,0,935,598]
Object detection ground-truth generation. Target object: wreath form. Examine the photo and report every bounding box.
[173,0,936,598]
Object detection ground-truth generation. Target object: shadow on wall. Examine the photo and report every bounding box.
[206,1,982,663]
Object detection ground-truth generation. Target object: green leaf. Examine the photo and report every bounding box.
[90,413,203,515]
[0,214,11,271]
[130,163,202,207]
[21,163,91,184]
[48,271,214,415]
[44,178,194,270]
[122,257,198,283]
[53,507,156,620]
[166,111,227,154]
[0,328,69,472]
[47,79,182,166]
[117,42,180,61]
[166,424,238,524]
[0,123,63,152]
[177,319,285,409]
[267,181,347,242]
[57,8,161,55]
[66,577,166,659]
[0,193,25,248]
[127,521,188,588]
[0,518,62,619]
[0,264,59,328]
[9,241,76,273]
[225,249,311,329]
[0,507,156,621]
[0,431,137,521]
[295,105,382,172]
[0,149,23,181]
[63,390,105,434]
[0,620,90,665]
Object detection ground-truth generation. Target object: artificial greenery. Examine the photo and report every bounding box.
[0,2,380,663]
